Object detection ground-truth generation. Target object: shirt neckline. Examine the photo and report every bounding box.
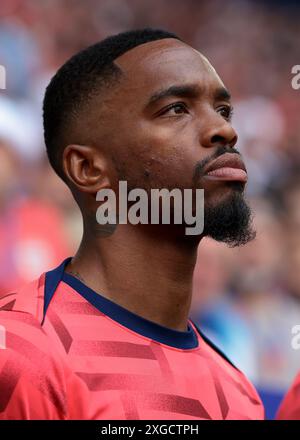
[43,257,199,350]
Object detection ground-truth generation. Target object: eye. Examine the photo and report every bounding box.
[159,102,188,116]
[217,105,233,121]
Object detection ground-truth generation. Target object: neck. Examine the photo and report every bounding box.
[66,223,200,331]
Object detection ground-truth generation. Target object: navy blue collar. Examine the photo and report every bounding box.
[43,258,199,350]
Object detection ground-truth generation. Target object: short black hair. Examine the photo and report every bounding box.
[43,28,181,180]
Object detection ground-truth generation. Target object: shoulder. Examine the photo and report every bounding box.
[0,279,70,419]
[192,321,265,419]
[0,274,45,320]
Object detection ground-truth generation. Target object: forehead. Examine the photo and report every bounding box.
[114,38,225,99]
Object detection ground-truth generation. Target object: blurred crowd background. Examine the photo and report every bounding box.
[0,0,299,419]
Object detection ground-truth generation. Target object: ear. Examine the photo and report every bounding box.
[62,144,110,194]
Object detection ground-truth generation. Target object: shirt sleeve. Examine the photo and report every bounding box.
[0,309,70,419]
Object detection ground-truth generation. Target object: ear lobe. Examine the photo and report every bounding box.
[62,144,110,194]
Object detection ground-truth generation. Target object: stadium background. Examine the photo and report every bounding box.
[0,0,299,419]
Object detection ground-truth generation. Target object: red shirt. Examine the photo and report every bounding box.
[276,373,300,419]
[0,258,264,419]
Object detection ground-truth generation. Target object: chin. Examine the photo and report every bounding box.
[205,180,245,206]
[203,186,255,247]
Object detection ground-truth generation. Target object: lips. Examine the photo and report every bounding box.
[204,152,248,183]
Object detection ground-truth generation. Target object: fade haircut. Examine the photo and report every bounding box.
[43,28,180,180]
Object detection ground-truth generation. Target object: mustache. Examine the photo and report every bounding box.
[193,146,241,182]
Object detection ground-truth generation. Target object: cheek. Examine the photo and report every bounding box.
[126,126,200,189]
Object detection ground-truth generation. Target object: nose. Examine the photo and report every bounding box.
[200,116,238,149]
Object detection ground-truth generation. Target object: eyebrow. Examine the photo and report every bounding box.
[147,84,200,106]
[214,87,231,102]
[146,83,231,107]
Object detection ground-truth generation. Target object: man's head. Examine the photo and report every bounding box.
[43,28,255,246]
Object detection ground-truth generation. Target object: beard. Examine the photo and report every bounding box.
[203,182,256,247]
